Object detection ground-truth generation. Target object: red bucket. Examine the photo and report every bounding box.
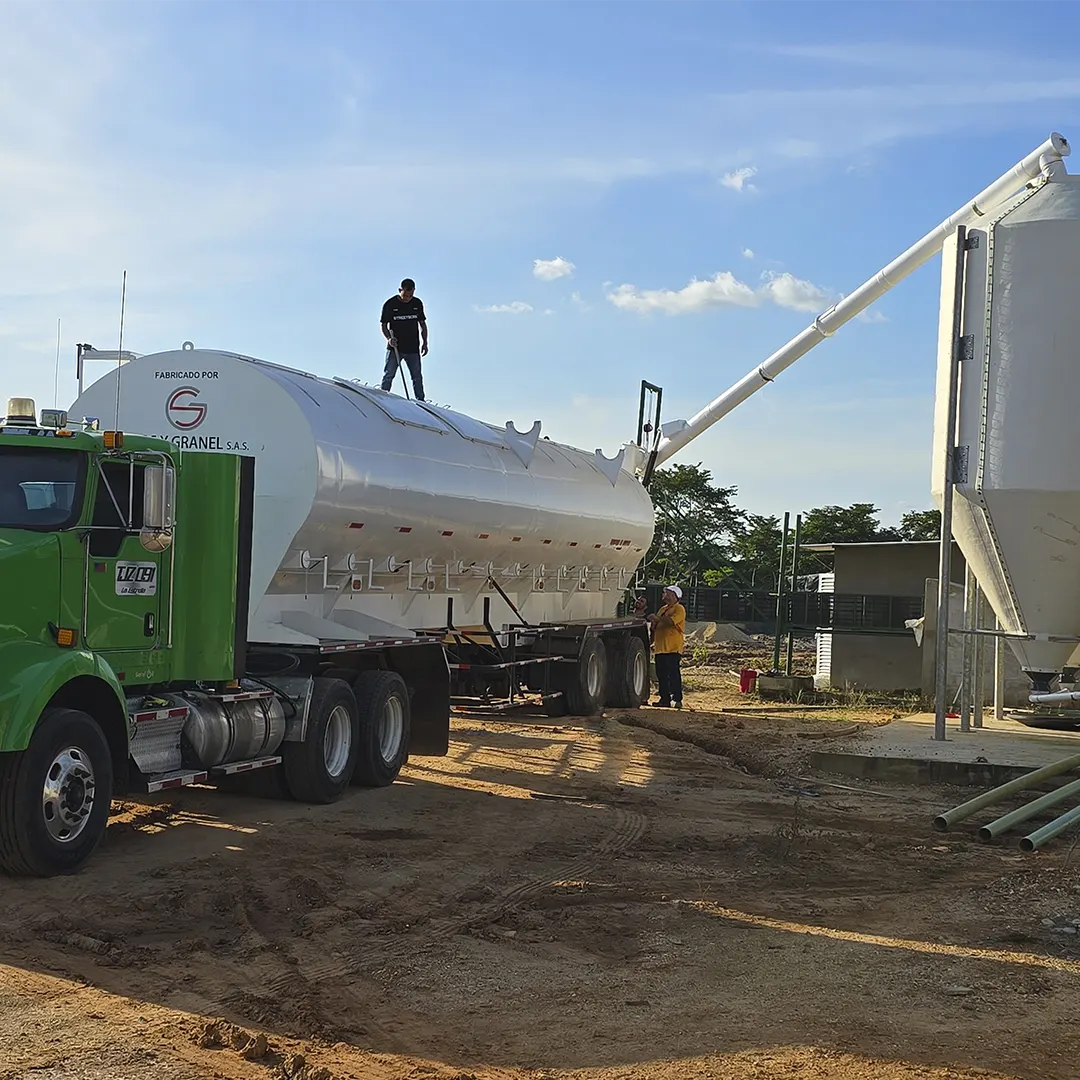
[739,668,758,694]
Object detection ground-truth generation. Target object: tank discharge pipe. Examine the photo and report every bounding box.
[932,751,1080,831]
[654,132,1071,466]
[1029,690,1080,706]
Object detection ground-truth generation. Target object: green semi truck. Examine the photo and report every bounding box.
[0,397,452,877]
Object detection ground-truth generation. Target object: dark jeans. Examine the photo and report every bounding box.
[655,652,683,704]
[382,349,425,400]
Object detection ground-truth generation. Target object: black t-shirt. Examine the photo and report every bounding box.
[381,295,426,352]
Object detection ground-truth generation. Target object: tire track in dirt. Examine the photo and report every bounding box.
[268,804,649,988]
[196,803,647,1065]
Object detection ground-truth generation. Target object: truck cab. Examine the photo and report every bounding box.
[0,401,181,874]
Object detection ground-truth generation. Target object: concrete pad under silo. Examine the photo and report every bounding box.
[810,712,1080,786]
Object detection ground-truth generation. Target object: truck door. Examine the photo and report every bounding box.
[83,458,163,652]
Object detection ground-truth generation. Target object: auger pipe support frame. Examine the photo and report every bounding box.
[653,132,1071,467]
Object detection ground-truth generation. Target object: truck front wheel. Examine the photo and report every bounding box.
[0,708,113,877]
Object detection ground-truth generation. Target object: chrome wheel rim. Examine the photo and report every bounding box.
[586,649,603,698]
[632,649,647,697]
[379,694,405,763]
[42,746,97,844]
[323,704,353,778]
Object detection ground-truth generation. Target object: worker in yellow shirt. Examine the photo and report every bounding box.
[649,585,686,709]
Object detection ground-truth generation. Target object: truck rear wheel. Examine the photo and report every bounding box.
[607,636,650,708]
[352,671,411,787]
[561,635,608,716]
[0,708,113,877]
[282,678,359,803]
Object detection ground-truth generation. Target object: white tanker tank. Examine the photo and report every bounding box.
[932,168,1080,690]
[71,347,655,646]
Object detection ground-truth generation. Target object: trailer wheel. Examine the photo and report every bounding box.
[562,636,608,716]
[608,636,650,708]
[352,671,411,787]
[0,708,113,877]
[282,678,359,803]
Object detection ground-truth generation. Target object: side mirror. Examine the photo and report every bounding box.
[141,465,176,552]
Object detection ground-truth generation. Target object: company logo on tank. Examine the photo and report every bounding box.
[157,377,252,451]
[166,386,208,430]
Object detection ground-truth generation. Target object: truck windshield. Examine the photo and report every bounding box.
[0,447,84,530]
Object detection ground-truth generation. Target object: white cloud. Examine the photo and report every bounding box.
[571,291,592,313]
[720,166,758,192]
[758,270,834,313]
[474,301,533,314]
[607,272,759,315]
[606,266,896,320]
[741,247,755,260]
[543,308,555,316]
[606,267,843,316]
[533,256,576,281]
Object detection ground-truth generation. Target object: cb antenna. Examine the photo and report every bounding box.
[53,318,61,409]
[113,270,127,431]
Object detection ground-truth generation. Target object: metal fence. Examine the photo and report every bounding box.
[633,585,922,635]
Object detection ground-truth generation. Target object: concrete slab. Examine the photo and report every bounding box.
[757,675,814,699]
[810,712,1080,786]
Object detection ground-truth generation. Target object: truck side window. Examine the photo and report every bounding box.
[88,461,146,558]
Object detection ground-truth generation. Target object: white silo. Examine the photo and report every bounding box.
[932,167,1080,690]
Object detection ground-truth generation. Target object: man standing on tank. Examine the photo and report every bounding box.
[380,278,428,401]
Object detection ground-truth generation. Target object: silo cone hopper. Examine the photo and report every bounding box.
[932,159,1080,702]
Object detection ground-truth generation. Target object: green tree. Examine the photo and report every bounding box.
[800,503,889,546]
[797,503,899,574]
[727,514,783,591]
[645,464,744,584]
[897,508,942,541]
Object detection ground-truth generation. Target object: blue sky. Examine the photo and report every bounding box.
[2,0,1077,525]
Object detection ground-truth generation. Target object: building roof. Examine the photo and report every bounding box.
[802,540,956,553]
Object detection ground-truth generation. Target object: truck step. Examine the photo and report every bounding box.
[204,688,276,704]
[211,756,282,776]
[145,769,209,793]
[130,704,190,725]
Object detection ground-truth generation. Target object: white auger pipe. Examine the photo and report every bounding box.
[1030,690,1080,705]
[653,132,1071,467]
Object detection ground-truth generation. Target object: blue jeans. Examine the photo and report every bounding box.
[382,349,425,400]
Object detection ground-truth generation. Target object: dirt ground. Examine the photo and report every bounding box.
[3,671,1080,1080]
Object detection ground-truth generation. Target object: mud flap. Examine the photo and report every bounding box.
[385,641,451,756]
